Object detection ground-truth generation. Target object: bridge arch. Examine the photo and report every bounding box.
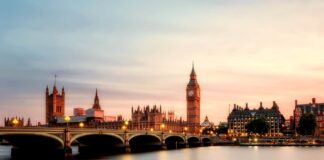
[187,136,201,147]
[128,133,162,152]
[71,133,124,145]
[164,135,185,142]
[201,137,212,146]
[128,133,162,142]
[0,132,64,147]
[164,135,186,149]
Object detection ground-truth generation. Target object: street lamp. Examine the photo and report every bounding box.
[124,120,129,130]
[160,123,165,133]
[63,116,71,157]
[64,116,71,128]
[150,128,154,132]
[79,122,84,128]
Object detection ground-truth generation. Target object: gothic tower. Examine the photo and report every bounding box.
[186,63,201,133]
[45,78,65,124]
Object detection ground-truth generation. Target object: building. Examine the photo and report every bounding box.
[227,101,284,137]
[45,83,65,124]
[293,98,324,136]
[4,117,25,127]
[186,64,201,133]
[54,89,104,125]
[201,116,213,128]
[85,89,104,123]
[131,105,186,132]
[73,108,86,116]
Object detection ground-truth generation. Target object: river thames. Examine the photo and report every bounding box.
[0,145,324,160]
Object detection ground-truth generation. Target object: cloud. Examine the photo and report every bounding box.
[1,0,324,125]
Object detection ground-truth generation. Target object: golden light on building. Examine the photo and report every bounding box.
[12,118,19,126]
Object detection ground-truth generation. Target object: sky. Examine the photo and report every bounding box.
[1,0,324,126]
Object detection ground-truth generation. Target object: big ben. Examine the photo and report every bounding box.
[186,64,200,133]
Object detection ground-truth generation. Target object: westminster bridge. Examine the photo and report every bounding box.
[0,127,214,159]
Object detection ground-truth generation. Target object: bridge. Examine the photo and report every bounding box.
[0,127,214,159]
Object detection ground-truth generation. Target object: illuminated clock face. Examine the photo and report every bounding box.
[188,90,194,97]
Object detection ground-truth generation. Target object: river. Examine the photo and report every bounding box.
[0,145,323,160]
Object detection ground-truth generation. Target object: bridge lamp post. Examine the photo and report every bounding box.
[160,123,165,134]
[184,127,188,135]
[79,122,84,128]
[150,128,154,132]
[63,116,71,157]
[124,120,129,130]
[64,116,71,128]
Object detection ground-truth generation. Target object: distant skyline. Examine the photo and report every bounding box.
[1,0,324,125]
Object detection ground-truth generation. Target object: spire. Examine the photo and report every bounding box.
[53,75,58,93]
[272,101,279,110]
[92,88,101,110]
[46,85,49,94]
[190,62,196,80]
[54,74,57,87]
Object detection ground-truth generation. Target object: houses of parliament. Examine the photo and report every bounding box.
[44,65,202,134]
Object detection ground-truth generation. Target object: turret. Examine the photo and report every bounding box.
[244,103,249,110]
[271,101,279,110]
[259,102,264,110]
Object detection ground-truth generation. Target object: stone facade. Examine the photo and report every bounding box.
[293,98,324,136]
[186,64,201,133]
[228,101,284,137]
[131,105,186,132]
[46,84,65,124]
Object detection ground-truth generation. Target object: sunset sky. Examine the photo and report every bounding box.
[1,0,324,125]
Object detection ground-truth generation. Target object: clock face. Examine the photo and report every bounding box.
[188,90,194,97]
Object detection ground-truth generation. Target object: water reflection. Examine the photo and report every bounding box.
[0,145,323,160]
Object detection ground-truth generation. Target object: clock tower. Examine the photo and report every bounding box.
[186,63,200,133]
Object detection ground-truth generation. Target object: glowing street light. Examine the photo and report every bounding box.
[124,120,129,126]
[160,123,165,133]
[64,116,71,128]
[150,128,154,132]
[169,130,172,134]
[79,122,84,128]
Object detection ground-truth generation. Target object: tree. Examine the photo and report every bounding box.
[217,125,228,134]
[297,113,316,136]
[245,118,270,135]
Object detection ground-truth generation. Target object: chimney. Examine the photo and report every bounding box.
[312,98,316,104]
